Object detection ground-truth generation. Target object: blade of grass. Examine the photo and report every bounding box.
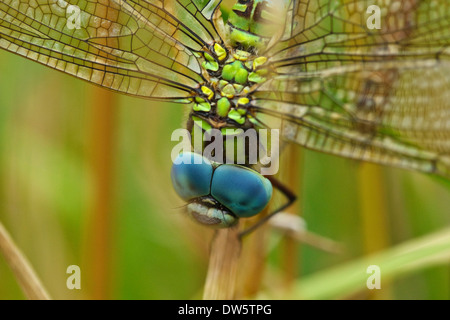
[277,226,450,299]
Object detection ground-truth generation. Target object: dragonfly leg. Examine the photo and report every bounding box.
[239,176,297,238]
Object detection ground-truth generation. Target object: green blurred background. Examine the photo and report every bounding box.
[0,49,449,300]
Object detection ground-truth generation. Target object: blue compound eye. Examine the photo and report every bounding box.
[211,165,272,218]
[171,152,213,201]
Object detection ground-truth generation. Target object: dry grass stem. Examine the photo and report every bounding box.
[0,220,51,300]
[203,226,241,299]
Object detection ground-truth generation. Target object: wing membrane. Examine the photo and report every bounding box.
[0,0,222,101]
[255,0,450,177]
[271,0,450,71]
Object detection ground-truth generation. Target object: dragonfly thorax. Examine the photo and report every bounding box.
[225,0,289,50]
[193,43,269,126]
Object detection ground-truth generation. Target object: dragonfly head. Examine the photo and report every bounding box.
[171,152,273,228]
[225,0,290,50]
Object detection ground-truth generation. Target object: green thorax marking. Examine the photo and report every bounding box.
[193,43,269,126]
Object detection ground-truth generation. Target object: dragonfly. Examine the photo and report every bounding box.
[1,0,449,230]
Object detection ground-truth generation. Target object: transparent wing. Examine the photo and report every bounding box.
[0,0,222,102]
[254,0,450,177]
